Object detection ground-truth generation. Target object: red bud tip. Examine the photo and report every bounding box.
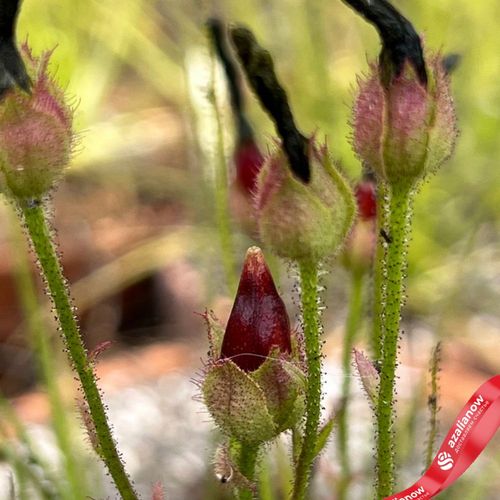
[220,247,291,371]
[355,180,377,220]
[234,138,265,194]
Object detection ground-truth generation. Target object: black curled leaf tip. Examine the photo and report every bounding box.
[229,26,310,183]
[441,53,461,76]
[207,18,245,117]
[0,0,31,97]
[342,0,427,87]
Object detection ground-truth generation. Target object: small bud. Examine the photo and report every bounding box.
[213,443,256,491]
[151,482,165,500]
[353,349,380,406]
[256,140,356,263]
[202,247,305,443]
[0,45,74,199]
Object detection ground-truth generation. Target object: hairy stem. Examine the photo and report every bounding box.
[376,183,413,498]
[9,214,86,500]
[19,201,138,500]
[372,181,388,363]
[337,271,364,499]
[293,260,321,500]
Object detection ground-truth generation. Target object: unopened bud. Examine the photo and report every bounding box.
[0,45,74,199]
[256,140,356,263]
[353,51,457,187]
[202,247,305,443]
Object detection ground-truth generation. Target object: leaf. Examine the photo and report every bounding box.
[203,360,277,444]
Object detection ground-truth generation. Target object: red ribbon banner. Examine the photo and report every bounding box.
[385,374,500,499]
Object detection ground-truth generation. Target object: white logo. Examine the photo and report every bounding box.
[437,451,454,471]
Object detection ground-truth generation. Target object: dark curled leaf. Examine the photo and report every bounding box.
[207,18,251,137]
[441,53,461,75]
[342,0,427,87]
[0,0,31,96]
[230,26,310,183]
[207,18,243,113]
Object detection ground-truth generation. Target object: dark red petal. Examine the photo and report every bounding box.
[220,247,291,371]
[234,138,264,194]
[355,180,377,220]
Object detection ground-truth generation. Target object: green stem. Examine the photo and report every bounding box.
[375,183,413,499]
[19,201,138,500]
[337,271,364,500]
[9,214,86,500]
[237,442,259,500]
[372,182,388,364]
[258,454,274,500]
[208,39,238,294]
[293,260,321,500]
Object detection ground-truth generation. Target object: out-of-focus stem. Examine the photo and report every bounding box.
[425,342,441,468]
[208,39,238,293]
[337,271,364,499]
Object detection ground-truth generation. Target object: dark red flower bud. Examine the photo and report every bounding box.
[220,246,291,371]
[234,137,264,194]
[355,179,377,220]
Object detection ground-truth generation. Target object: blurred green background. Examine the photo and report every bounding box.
[0,0,497,498]
[18,0,500,317]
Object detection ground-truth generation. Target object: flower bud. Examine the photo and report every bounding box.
[0,45,73,199]
[202,247,305,444]
[256,140,356,263]
[353,53,457,187]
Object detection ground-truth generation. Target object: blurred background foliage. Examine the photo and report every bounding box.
[17,0,500,317]
[0,0,496,498]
